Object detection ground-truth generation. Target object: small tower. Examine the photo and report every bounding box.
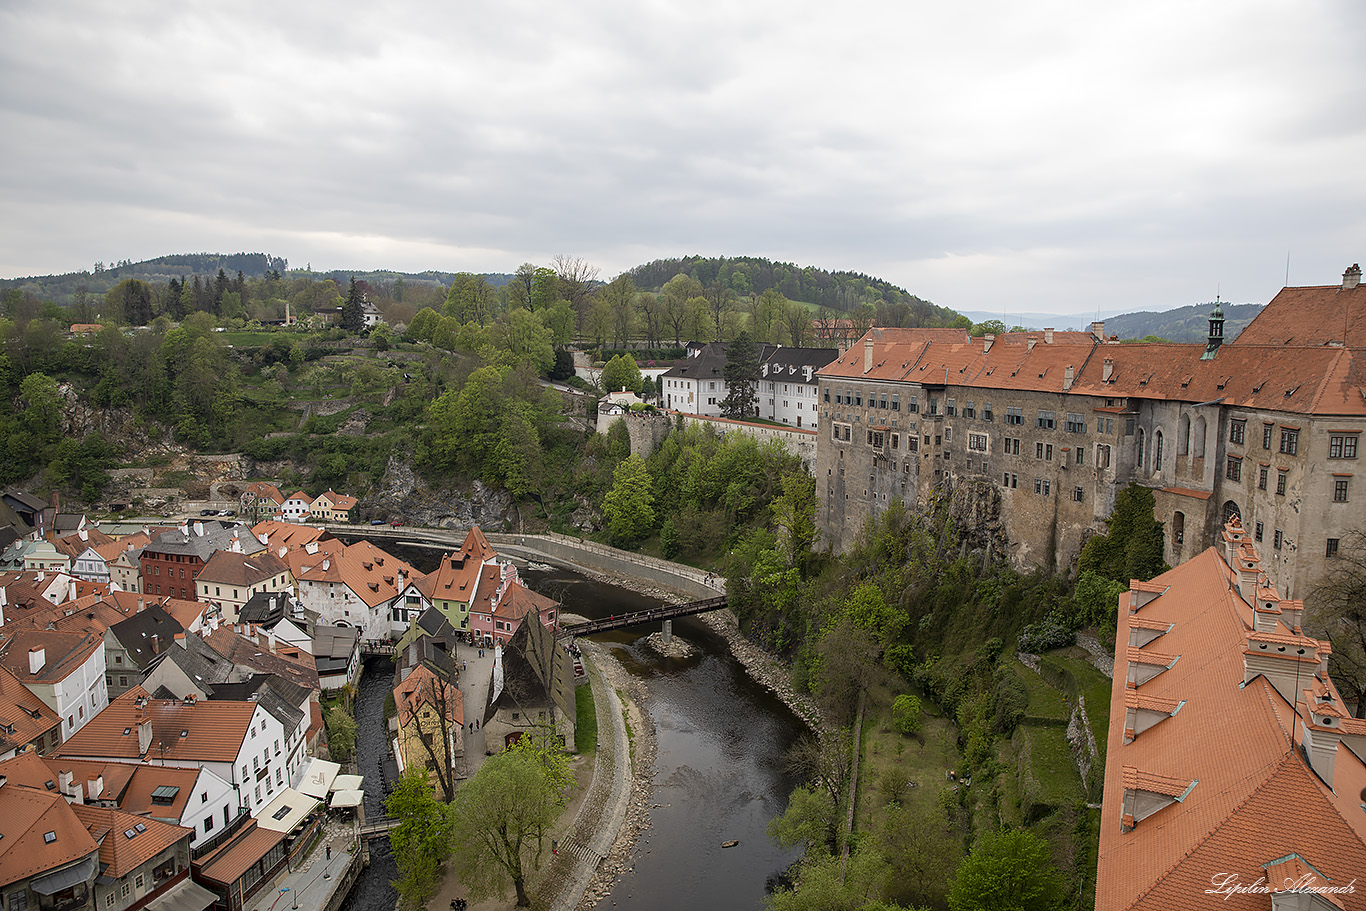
[1200,299,1225,360]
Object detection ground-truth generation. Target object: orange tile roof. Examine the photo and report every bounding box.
[291,540,418,610]
[0,779,98,884]
[0,664,61,750]
[39,756,138,800]
[54,688,258,763]
[493,581,557,625]
[195,820,285,885]
[117,765,202,822]
[1234,282,1366,347]
[0,629,102,685]
[393,663,463,728]
[249,521,332,552]
[196,550,289,587]
[1097,546,1366,911]
[71,803,189,877]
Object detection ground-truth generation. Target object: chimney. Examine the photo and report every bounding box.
[1027,337,1038,351]
[322,559,330,571]
[1044,327,1054,344]
[1344,263,1362,291]
[193,522,204,537]
[1090,321,1105,341]
[86,776,103,801]
[78,529,87,542]
[174,632,186,649]
[29,647,45,675]
[257,532,269,546]
[267,627,276,650]
[1102,358,1114,382]
[137,597,144,613]
[983,334,995,353]
[1063,365,1074,391]
[151,634,159,654]
[305,542,319,556]
[59,770,79,801]
[862,337,874,374]
[137,719,153,755]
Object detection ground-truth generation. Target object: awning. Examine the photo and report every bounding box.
[331,774,363,792]
[143,880,216,911]
[254,788,320,833]
[295,758,340,799]
[31,857,97,895]
[328,790,364,809]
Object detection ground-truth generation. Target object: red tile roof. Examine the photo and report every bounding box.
[1098,545,1366,910]
[0,629,102,684]
[1233,282,1366,348]
[0,769,99,884]
[0,664,61,750]
[54,688,257,763]
[71,803,189,877]
[194,820,285,885]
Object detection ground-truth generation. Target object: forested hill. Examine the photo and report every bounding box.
[1105,301,1264,343]
[1,253,514,307]
[627,255,962,325]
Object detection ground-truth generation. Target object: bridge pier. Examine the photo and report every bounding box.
[661,619,672,643]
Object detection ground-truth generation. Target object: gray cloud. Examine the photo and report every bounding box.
[2,0,1365,316]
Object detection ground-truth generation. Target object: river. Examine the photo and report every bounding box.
[522,568,805,911]
[337,541,804,911]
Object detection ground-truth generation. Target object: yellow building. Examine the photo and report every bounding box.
[393,663,463,800]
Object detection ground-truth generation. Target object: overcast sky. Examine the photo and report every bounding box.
[3,1,1364,317]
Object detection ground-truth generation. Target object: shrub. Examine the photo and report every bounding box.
[1017,612,1075,653]
[892,693,922,735]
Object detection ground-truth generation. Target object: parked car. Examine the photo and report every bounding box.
[200,509,214,516]
[370,518,386,526]
[390,520,404,527]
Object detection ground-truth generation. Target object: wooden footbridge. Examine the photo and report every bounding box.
[556,595,728,639]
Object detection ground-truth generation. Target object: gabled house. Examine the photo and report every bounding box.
[277,494,312,523]
[54,689,292,818]
[69,803,198,911]
[193,551,292,625]
[392,664,462,801]
[238,485,284,524]
[0,759,101,911]
[0,630,108,740]
[482,618,574,752]
[139,524,265,603]
[0,664,62,758]
[291,541,418,639]
[104,608,184,698]
[307,492,357,524]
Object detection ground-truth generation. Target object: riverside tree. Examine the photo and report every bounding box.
[447,733,572,908]
[602,454,655,545]
[387,771,454,911]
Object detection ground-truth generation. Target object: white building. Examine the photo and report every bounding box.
[0,629,108,739]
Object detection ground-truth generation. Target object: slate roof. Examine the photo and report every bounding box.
[202,628,320,692]
[144,634,236,693]
[108,607,184,670]
[311,626,358,677]
[143,523,265,561]
[205,675,304,736]
[489,616,573,724]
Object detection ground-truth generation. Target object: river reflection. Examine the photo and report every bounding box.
[522,569,804,911]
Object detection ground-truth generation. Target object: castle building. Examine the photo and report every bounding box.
[814,265,1366,599]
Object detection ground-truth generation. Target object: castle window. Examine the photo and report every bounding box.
[1034,479,1051,496]
[1327,538,1340,558]
[1066,413,1085,433]
[1334,478,1350,502]
[1005,407,1023,425]
[1280,428,1299,455]
[1226,456,1242,482]
[1229,419,1245,445]
[1037,410,1055,429]
[1330,434,1359,459]
[1277,470,1287,495]
[1262,423,1274,449]
[1258,466,1268,490]
[983,403,993,421]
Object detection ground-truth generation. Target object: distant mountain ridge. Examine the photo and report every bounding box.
[961,301,1265,343]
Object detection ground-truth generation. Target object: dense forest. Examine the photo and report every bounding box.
[627,254,961,327]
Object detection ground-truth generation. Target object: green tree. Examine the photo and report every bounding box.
[767,784,838,854]
[891,693,921,735]
[660,274,703,345]
[325,704,357,760]
[1077,483,1167,583]
[495,308,555,375]
[602,454,655,545]
[342,277,366,334]
[600,353,643,394]
[720,331,759,419]
[387,771,454,911]
[948,828,1064,911]
[20,372,62,442]
[447,735,572,908]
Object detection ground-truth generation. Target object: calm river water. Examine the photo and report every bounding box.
[337,539,804,911]
[522,568,805,911]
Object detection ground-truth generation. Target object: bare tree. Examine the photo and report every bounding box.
[399,669,462,800]
[551,255,600,334]
[1311,530,1366,716]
